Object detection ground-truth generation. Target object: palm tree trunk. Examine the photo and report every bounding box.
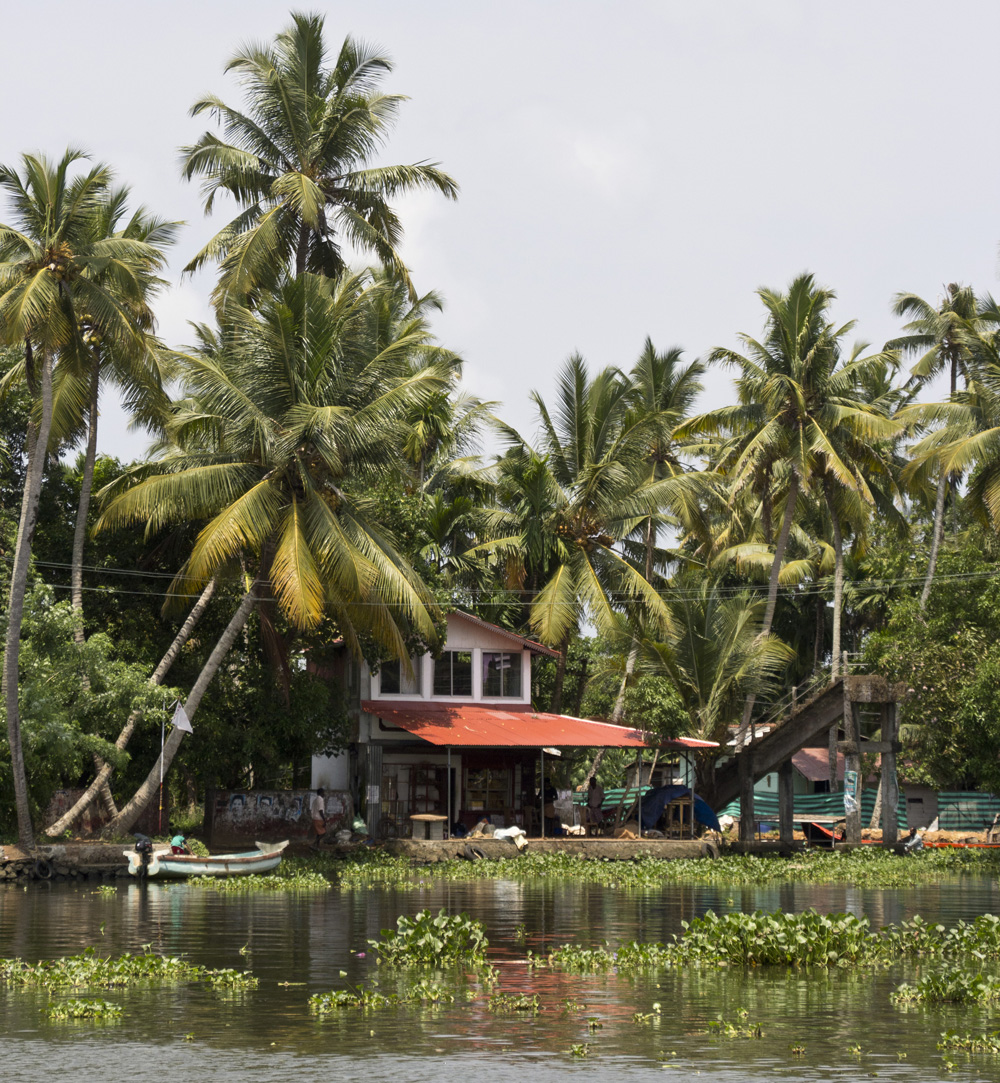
[737,473,799,746]
[71,352,100,640]
[3,345,55,849]
[869,775,884,831]
[919,470,948,612]
[827,489,844,678]
[45,577,217,838]
[101,575,261,838]
[68,353,119,819]
[736,473,798,844]
[550,633,571,714]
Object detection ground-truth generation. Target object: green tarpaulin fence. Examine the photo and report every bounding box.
[937,792,1000,831]
[718,789,908,830]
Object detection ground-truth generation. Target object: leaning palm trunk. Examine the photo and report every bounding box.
[919,471,949,613]
[45,577,217,837]
[869,776,884,830]
[2,346,55,849]
[101,575,260,838]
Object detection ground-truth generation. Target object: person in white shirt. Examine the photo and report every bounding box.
[310,788,327,849]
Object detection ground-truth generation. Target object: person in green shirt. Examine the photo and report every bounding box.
[170,833,192,855]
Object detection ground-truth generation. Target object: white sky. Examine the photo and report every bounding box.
[3,0,995,460]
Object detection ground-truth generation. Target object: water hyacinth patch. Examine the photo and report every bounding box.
[187,870,331,893]
[938,1031,1000,1053]
[0,947,255,990]
[47,997,123,1021]
[487,992,541,1013]
[369,909,488,966]
[310,979,456,1012]
[891,971,1000,1005]
[332,847,1000,891]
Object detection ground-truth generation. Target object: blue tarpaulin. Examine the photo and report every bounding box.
[639,785,721,832]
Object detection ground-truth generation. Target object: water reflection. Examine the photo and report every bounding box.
[0,874,998,1081]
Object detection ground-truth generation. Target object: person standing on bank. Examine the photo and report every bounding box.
[586,776,605,836]
[543,777,559,836]
[310,787,327,849]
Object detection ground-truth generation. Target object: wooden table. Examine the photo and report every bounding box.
[410,813,448,840]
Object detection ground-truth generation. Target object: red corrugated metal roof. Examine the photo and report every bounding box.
[361,700,717,749]
[792,747,845,782]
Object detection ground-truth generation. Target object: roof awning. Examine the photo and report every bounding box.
[362,700,717,750]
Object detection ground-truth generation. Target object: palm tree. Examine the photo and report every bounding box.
[181,12,457,306]
[612,340,706,717]
[888,285,994,609]
[0,151,152,847]
[94,272,448,832]
[480,355,704,711]
[642,578,794,802]
[686,273,900,677]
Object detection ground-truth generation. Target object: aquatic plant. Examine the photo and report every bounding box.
[309,979,456,1012]
[330,846,1000,891]
[370,909,488,966]
[705,1009,763,1038]
[891,971,1000,1004]
[0,946,254,990]
[938,1031,1000,1053]
[487,992,541,1013]
[542,944,615,972]
[187,869,331,893]
[46,998,123,1021]
[669,910,878,967]
[94,885,117,897]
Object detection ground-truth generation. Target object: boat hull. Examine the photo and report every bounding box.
[124,840,288,878]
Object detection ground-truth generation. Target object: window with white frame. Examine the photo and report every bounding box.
[482,651,522,697]
[379,657,421,696]
[433,651,473,696]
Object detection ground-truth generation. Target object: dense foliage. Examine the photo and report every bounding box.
[5,10,1000,842]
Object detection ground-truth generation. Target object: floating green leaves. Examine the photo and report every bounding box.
[47,998,123,1022]
[187,870,331,893]
[369,909,488,966]
[0,946,256,990]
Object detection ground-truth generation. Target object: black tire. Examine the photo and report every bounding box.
[33,858,54,880]
[462,844,486,861]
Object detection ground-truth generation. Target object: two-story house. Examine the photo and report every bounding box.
[312,611,714,837]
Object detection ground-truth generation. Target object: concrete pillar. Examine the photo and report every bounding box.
[881,702,900,848]
[844,701,862,846]
[778,759,794,845]
[738,751,755,843]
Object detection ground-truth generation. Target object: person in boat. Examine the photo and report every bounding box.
[310,787,327,849]
[586,776,605,836]
[170,833,192,855]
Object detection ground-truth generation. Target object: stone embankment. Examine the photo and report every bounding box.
[0,842,129,882]
[384,837,718,861]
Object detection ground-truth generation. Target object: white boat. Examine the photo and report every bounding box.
[124,840,289,879]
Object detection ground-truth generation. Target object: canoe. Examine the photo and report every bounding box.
[123,840,288,879]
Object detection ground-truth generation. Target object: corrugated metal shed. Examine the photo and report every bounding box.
[361,700,717,749]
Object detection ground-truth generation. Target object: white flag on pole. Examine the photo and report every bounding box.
[172,702,193,734]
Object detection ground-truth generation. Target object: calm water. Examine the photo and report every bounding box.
[3,874,1000,1082]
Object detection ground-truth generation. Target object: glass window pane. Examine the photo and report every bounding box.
[504,654,522,697]
[433,655,452,695]
[452,651,472,696]
[483,653,503,697]
[381,660,400,694]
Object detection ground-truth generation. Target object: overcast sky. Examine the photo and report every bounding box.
[3,1,996,460]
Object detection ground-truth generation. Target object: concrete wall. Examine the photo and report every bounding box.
[45,788,166,837]
[205,788,353,846]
